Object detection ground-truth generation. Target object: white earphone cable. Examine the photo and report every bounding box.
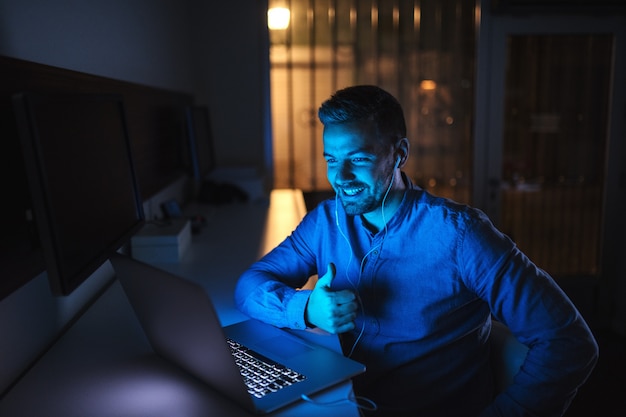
[335,161,398,357]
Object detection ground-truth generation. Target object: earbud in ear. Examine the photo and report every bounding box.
[395,156,401,168]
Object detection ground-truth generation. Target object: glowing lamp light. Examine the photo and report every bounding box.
[268,7,290,30]
[420,79,437,91]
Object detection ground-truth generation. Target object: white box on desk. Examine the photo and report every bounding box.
[131,218,191,263]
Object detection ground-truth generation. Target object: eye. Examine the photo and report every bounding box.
[352,156,373,165]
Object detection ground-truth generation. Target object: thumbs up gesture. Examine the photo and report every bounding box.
[305,263,358,334]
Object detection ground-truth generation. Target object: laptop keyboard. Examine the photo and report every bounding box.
[227,338,307,398]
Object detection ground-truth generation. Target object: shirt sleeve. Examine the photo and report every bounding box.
[462,211,599,417]
[234,210,320,330]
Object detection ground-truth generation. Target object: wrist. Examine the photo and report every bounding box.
[286,289,313,329]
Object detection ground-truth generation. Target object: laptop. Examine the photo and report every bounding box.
[109,253,365,414]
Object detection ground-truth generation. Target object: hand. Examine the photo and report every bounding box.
[305,263,357,334]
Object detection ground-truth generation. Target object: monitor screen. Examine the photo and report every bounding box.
[184,105,216,182]
[13,93,144,296]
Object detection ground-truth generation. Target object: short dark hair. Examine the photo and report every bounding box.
[318,85,407,145]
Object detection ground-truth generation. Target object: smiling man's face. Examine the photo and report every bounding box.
[323,119,396,216]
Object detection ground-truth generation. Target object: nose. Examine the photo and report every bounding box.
[334,160,356,184]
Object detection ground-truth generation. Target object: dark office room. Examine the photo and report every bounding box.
[0,0,624,416]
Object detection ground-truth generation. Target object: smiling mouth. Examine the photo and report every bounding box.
[341,186,365,197]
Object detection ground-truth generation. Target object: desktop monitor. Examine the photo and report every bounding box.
[13,92,145,296]
[184,105,216,182]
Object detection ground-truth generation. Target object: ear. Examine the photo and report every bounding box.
[395,137,410,167]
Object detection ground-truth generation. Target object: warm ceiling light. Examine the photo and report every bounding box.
[420,79,437,91]
[268,7,290,30]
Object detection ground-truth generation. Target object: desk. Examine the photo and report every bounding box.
[151,189,309,326]
[0,190,360,417]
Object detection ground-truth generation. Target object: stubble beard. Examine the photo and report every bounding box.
[336,181,388,216]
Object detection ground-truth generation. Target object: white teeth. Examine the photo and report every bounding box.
[343,187,364,196]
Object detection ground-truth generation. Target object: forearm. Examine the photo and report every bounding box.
[234,267,312,329]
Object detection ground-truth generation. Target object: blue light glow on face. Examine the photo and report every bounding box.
[323,121,394,217]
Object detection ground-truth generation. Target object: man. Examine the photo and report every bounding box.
[234,85,598,416]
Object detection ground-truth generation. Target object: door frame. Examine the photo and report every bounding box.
[473,0,626,333]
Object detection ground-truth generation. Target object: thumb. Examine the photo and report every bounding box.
[315,263,336,289]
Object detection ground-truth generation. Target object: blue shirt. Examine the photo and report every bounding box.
[234,179,598,416]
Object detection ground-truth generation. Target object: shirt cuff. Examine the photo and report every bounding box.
[285,289,312,330]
